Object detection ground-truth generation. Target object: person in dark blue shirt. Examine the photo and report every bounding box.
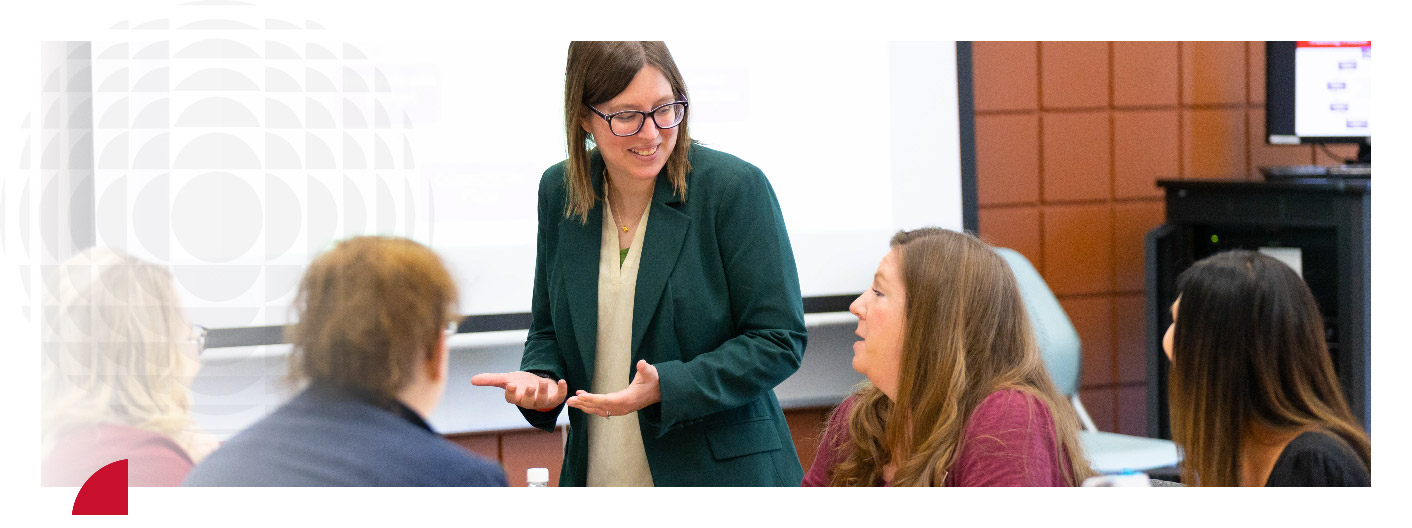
[184,237,507,487]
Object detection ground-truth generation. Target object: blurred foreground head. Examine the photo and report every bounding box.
[40,247,199,457]
[287,236,460,401]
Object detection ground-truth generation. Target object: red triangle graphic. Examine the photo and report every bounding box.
[72,459,128,515]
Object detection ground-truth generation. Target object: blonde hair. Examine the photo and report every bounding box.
[829,228,1093,486]
[287,236,460,399]
[40,247,199,459]
[562,41,692,223]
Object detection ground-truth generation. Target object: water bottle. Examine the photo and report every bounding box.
[527,467,549,487]
[1081,469,1151,487]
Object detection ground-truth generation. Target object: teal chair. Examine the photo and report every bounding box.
[994,247,1181,474]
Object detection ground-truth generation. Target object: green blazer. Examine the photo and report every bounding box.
[518,144,808,486]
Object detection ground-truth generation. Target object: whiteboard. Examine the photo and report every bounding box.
[19,3,967,333]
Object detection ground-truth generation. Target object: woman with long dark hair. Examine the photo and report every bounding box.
[1164,250,1370,486]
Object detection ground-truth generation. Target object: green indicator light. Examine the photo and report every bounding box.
[1210,234,1219,244]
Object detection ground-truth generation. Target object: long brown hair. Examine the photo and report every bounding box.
[829,228,1092,486]
[1169,250,1370,486]
[287,236,460,400]
[562,41,692,223]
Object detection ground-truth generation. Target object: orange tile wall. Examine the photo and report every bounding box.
[971,41,1359,435]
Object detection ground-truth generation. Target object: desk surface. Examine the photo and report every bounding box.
[1157,177,1370,193]
[190,315,864,438]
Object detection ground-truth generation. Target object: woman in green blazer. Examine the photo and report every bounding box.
[471,41,807,486]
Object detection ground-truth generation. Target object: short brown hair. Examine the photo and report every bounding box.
[562,41,692,223]
[287,237,460,398]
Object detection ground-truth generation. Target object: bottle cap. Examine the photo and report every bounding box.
[527,467,549,483]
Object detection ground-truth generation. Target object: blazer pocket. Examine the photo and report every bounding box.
[705,417,782,461]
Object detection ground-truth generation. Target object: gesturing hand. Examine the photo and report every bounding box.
[470,371,569,411]
[566,360,661,418]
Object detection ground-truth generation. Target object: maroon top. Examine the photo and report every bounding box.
[802,389,1072,486]
[42,423,195,487]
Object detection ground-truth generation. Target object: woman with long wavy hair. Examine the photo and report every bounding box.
[40,248,218,486]
[1164,250,1369,486]
[803,227,1092,486]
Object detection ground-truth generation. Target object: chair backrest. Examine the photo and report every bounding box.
[993,247,1082,398]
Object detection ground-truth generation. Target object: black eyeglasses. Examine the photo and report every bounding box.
[586,101,689,137]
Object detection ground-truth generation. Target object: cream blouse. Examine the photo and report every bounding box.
[585,194,654,487]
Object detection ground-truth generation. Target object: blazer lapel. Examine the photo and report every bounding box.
[558,179,604,384]
[631,175,689,360]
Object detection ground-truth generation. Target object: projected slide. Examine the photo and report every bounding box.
[11,4,965,333]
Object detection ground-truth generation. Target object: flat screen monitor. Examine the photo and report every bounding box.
[1265,41,1371,163]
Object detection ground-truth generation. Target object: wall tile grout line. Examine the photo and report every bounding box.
[1034,42,1047,273]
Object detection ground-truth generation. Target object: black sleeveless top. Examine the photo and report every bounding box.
[1265,431,1369,486]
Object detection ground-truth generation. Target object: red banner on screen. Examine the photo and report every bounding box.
[1298,41,1371,48]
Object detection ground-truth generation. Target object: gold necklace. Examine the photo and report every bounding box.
[607,186,632,233]
[606,170,652,233]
